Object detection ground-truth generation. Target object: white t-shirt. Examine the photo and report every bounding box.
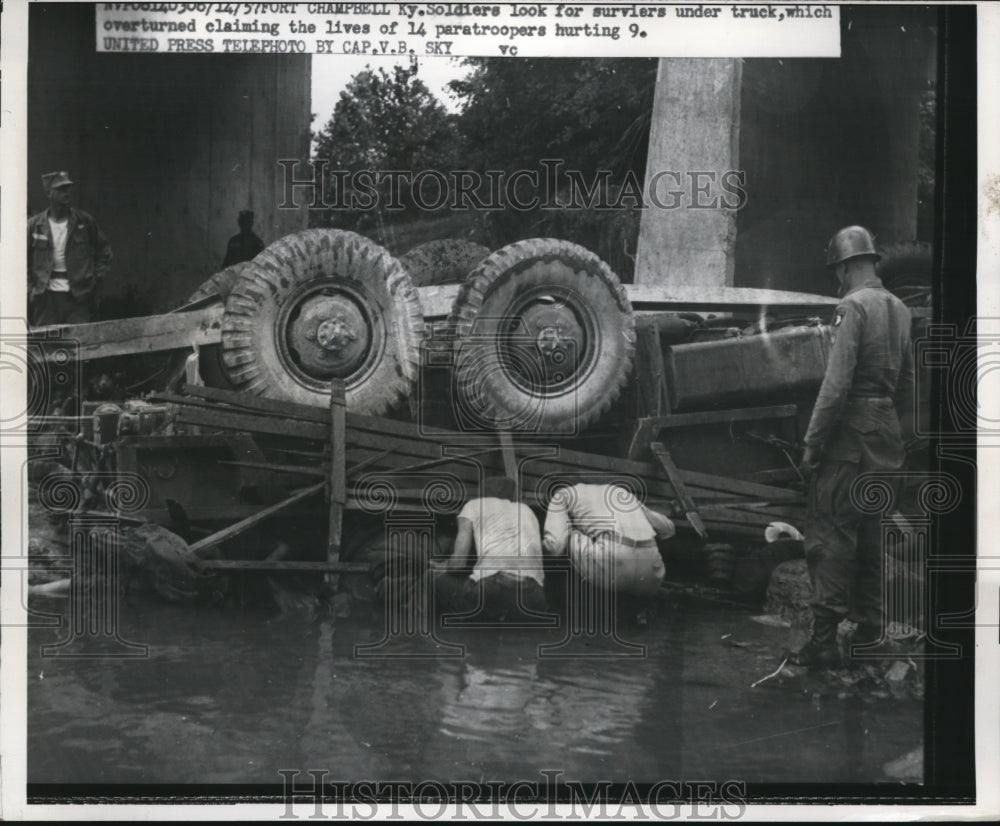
[543,484,657,552]
[457,497,544,586]
[47,216,70,291]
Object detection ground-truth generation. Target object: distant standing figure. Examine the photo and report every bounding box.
[28,171,112,326]
[222,210,265,268]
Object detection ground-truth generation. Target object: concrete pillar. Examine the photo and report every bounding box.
[634,59,742,288]
[854,14,937,244]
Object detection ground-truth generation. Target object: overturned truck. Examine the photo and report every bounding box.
[29,229,931,603]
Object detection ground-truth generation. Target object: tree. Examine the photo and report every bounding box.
[450,58,657,180]
[449,58,657,279]
[311,63,460,231]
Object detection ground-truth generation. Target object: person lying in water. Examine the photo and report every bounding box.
[419,476,548,622]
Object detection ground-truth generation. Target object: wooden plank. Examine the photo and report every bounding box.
[346,448,394,478]
[31,305,223,361]
[635,320,667,417]
[650,443,707,540]
[188,482,325,555]
[216,460,325,477]
[632,405,798,432]
[417,283,838,318]
[175,406,327,441]
[677,468,804,502]
[627,405,799,460]
[692,505,796,527]
[177,384,330,423]
[196,560,371,573]
[626,284,839,310]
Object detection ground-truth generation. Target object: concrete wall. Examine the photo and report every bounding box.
[635,5,937,295]
[633,58,742,289]
[28,3,311,313]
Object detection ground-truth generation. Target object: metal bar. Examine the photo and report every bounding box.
[188,482,325,555]
[650,442,708,540]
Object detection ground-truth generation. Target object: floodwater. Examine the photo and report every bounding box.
[26,592,922,789]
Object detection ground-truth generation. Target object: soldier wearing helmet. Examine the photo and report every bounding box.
[790,225,916,668]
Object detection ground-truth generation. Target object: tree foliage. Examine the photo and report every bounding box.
[448,58,657,277]
[309,58,658,274]
[449,58,658,179]
[311,63,459,230]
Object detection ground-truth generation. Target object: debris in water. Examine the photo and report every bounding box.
[749,614,792,629]
[883,747,923,783]
[750,657,789,688]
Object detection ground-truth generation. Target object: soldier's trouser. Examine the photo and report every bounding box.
[805,460,884,627]
[805,408,904,628]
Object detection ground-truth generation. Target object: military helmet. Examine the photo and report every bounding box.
[824,225,881,267]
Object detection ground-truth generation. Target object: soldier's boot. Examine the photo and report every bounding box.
[788,615,841,669]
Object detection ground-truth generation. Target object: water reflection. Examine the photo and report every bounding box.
[27,597,922,787]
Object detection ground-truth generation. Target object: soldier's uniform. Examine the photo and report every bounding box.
[794,226,914,666]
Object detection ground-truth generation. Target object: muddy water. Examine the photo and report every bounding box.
[27,595,922,787]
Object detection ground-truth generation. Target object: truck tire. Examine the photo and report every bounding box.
[877,241,932,307]
[182,262,253,390]
[188,261,252,304]
[400,239,490,287]
[449,238,635,434]
[220,229,424,414]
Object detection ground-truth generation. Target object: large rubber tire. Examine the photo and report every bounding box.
[182,262,254,389]
[399,239,490,287]
[220,229,424,414]
[188,261,253,304]
[877,241,932,307]
[449,238,635,434]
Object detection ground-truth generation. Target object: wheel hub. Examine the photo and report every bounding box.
[286,293,371,379]
[512,299,583,386]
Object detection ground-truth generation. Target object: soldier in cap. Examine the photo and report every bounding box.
[790,226,915,668]
[27,171,112,326]
[222,210,265,268]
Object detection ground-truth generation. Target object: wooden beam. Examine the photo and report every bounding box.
[175,406,327,440]
[177,383,330,423]
[188,481,325,555]
[216,460,325,477]
[650,442,708,540]
[196,560,371,573]
[30,305,223,361]
[635,320,667,417]
[416,284,838,318]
